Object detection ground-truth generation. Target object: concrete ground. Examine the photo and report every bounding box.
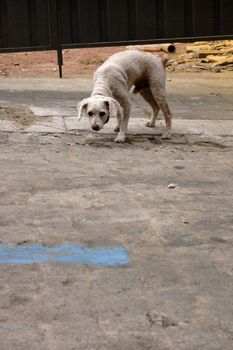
[0,72,233,350]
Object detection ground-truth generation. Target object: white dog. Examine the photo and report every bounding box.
[77,50,172,143]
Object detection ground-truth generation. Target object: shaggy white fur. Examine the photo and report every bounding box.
[77,50,172,142]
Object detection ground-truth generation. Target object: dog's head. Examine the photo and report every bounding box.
[77,96,122,131]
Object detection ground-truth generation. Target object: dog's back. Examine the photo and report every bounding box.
[96,50,166,90]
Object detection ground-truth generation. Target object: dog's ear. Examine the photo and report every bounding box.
[104,97,122,118]
[77,99,88,120]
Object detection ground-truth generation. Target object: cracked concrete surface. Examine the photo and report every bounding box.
[0,72,233,349]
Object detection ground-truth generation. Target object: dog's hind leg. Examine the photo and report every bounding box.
[140,89,160,128]
[157,96,172,139]
[150,85,172,139]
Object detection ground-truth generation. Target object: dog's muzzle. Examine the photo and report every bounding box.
[92,124,100,131]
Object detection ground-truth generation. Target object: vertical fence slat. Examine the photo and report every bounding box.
[135,0,159,39]
[164,0,186,37]
[7,0,30,47]
[0,0,8,47]
[193,0,215,36]
[220,0,233,35]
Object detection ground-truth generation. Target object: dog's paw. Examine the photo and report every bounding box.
[161,132,171,140]
[114,134,126,143]
[145,121,155,128]
[114,126,120,133]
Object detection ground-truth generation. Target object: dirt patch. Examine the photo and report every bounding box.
[61,131,232,150]
[0,46,124,77]
[0,105,42,126]
[0,41,232,78]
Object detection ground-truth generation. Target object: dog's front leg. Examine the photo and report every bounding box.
[114,111,130,143]
[114,113,121,133]
[114,97,131,143]
[114,116,128,143]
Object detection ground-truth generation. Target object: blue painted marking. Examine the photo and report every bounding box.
[0,243,129,266]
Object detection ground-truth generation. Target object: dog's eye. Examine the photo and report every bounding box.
[99,112,106,117]
[88,111,93,117]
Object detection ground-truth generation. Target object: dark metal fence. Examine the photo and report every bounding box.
[0,0,233,77]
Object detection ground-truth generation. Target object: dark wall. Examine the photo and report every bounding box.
[0,0,50,49]
[59,0,233,47]
[0,0,232,52]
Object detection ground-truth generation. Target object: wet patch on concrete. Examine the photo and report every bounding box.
[146,311,178,328]
[0,243,129,266]
[0,105,50,127]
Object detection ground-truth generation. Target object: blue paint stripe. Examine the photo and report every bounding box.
[0,243,129,266]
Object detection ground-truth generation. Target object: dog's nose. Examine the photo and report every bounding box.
[92,124,100,131]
